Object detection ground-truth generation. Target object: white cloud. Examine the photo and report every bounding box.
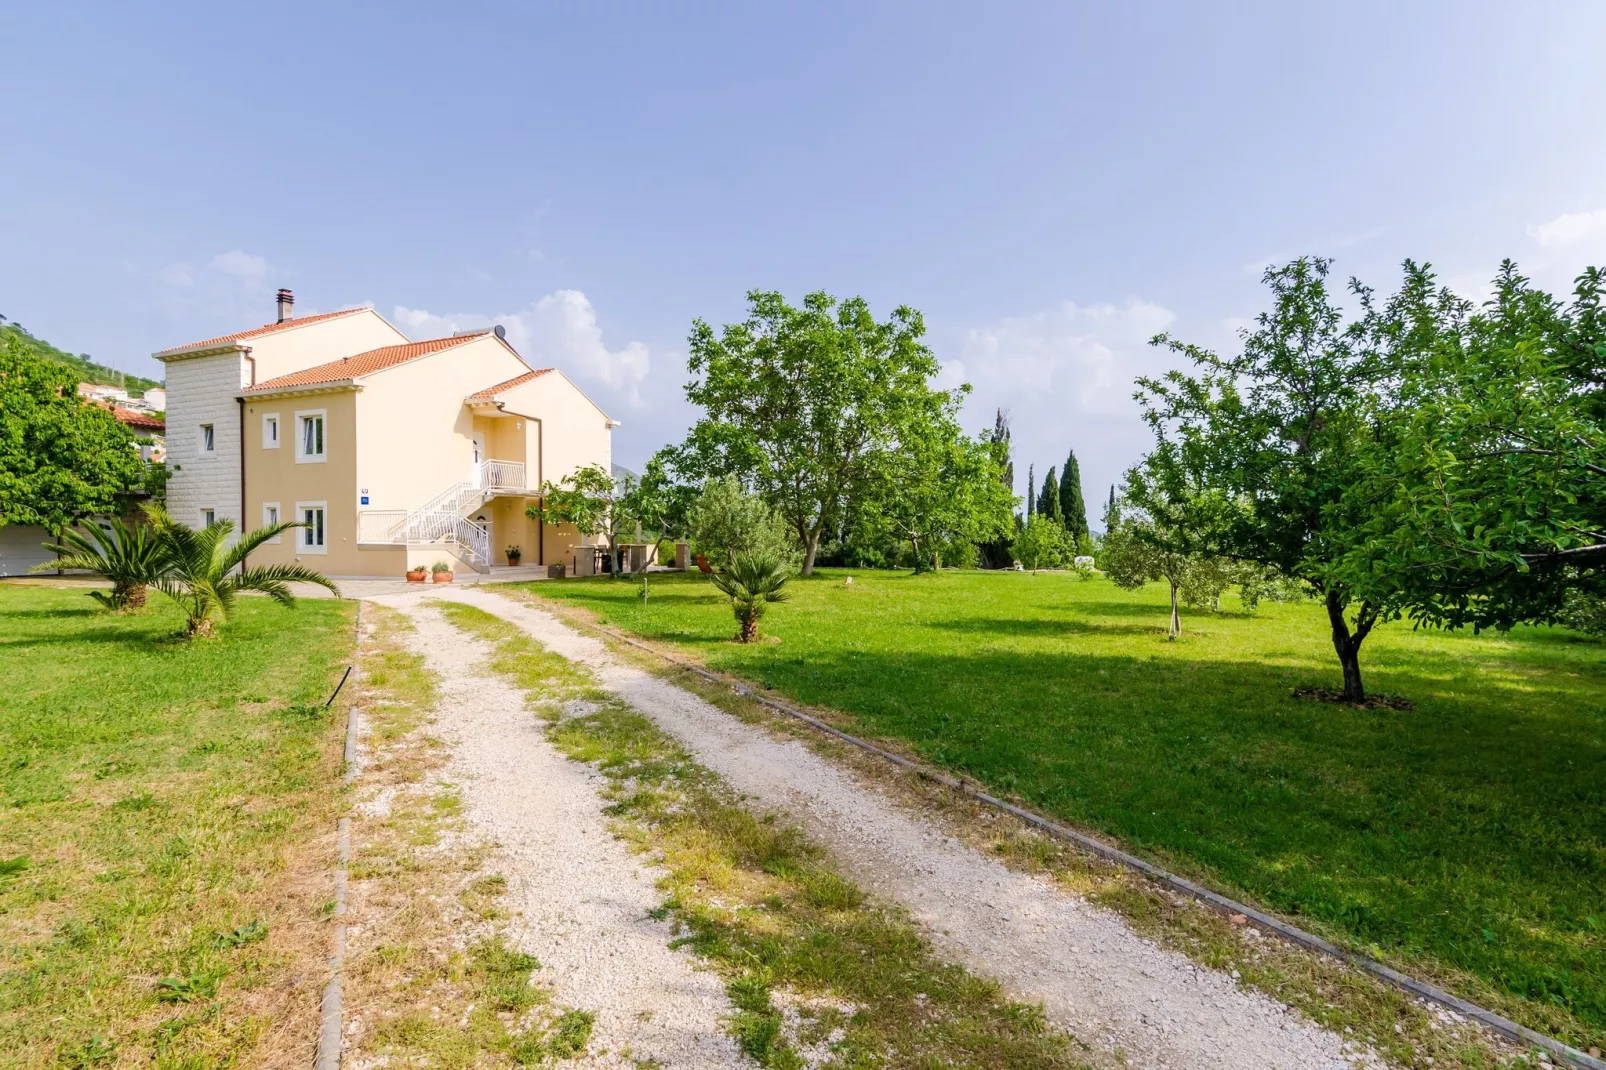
[1526,208,1606,249]
[953,298,1181,521]
[157,262,194,287]
[393,289,653,406]
[208,249,270,282]
[959,299,1176,415]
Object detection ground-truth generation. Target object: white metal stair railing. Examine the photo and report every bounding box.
[357,460,526,568]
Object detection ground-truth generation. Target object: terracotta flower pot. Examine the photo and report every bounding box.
[432,571,453,584]
[406,569,428,583]
[506,555,521,567]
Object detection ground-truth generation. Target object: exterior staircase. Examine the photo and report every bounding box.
[357,461,528,571]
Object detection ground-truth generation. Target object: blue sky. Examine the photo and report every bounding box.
[5,2,1605,506]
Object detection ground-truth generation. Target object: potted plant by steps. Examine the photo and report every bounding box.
[430,561,454,584]
[405,564,428,583]
[505,545,522,567]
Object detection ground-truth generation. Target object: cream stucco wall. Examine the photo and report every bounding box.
[352,335,532,512]
[242,389,364,575]
[243,309,409,385]
[490,370,612,487]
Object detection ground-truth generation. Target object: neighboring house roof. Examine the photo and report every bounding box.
[99,402,165,433]
[243,332,493,394]
[154,307,371,357]
[467,369,553,398]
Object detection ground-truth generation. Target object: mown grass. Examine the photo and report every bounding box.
[525,569,1606,1052]
[0,582,355,1068]
[343,604,595,1068]
[441,600,1092,1069]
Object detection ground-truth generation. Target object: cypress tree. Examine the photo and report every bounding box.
[1038,467,1063,524]
[1058,450,1089,541]
[1026,464,1035,518]
[1104,484,1119,531]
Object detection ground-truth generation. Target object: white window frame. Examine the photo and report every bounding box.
[295,501,327,555]
[294,409,327,464]
[262,502,281,543]
[262,413,280,449]
[199,507,216,528]
[199,423,215,454]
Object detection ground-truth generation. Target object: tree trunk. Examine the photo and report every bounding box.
[610,545,622,578]
[739,613,759,643]
[125,584,147,611]
[1168,581,1181,640]
[1324,589,1373,703]
[800,524,823,577]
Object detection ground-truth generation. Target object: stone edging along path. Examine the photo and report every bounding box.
[559,600,1600,1070]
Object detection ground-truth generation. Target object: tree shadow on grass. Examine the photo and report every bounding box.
[922,616,1163,639]
[740,642,1606,1031]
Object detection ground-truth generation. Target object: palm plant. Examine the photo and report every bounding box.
[710,551,791,642]
[29,517,167,611]
[144,506,339,638]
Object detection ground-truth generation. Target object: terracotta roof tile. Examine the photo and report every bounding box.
[468,368,553,398]
[100,402,165,432]
[155,308,370,357]
[243,333,490,394]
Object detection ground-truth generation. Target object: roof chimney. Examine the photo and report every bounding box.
[275,289,294,323]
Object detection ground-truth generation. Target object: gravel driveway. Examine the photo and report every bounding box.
[420,585,1383,1070]
[369,594,749,1069]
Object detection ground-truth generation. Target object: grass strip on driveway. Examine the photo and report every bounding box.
[440,599,1092,1070]
[0,583,353,1068]
[341,603,595,1067]
[523,568,1606,1055]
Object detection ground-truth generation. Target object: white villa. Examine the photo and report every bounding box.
[155,290,617,578]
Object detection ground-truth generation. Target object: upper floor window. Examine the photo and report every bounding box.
[263,413,280,449]
[200,508,216,527]
[295,410,326,464]
[199,423,215,453]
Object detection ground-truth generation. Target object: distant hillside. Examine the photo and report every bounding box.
[0,317,163,395]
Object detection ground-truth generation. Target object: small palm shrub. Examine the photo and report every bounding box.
[711,551,791,642]
[29,517,166,611]
[145,506,339,638]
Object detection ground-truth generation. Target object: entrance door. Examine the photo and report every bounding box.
[471,432,486,484]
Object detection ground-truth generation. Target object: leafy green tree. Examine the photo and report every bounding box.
[686,475,797,569]
[1140,257,1398,697]
[711,551,791,642]
[29,516,166,611]
[1,330,145,534]
[1036,466,1063,525]
[1334,261,1606,633]
[145,507,338,638]
[1104,471,1236,639]
[1058,450,1089,542]
[668,290,950,576]
[860,401,1013,573]
[1012,513,1073,570]
[977,409,1017,568]
[530,464,647,577]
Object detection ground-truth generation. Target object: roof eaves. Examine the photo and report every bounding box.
[237,380,361,400]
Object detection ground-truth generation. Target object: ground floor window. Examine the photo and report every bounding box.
[263,503,281,543]
[200,508,216,527]
[296,501,327,554]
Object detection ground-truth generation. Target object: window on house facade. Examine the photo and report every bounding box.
[263,503,281,543]
[200,424,215,453]
[295,410,326,463]
[297,502,327,554]
[200,508,216,527]
[263,413,280,449]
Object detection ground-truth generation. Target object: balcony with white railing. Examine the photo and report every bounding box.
[479,459,526,491]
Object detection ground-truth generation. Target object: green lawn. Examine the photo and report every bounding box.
[0,583,354,1068]
[529,569,1606,1047]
